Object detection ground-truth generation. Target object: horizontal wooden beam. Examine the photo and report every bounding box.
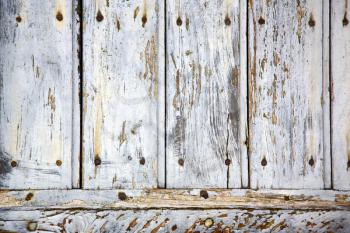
[1,209,350,232]
[1,189,350,211]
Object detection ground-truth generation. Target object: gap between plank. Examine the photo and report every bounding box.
[78,0,84,189]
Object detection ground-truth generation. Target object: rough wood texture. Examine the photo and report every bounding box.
[248,0,330,189]
[332,0,350,190]
[1,209,350,233]
[0,0,73,189]
[82,0,164,189]
[1,189,350,210]
[166,0,248,188]
[71,0,81,189]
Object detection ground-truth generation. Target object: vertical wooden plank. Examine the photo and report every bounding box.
[83,0,164,189]
[166,0,247,188]
[248,0,329,189]
[332,0,350,190]
[72,0,82,188]
[322,0,331,189]
[157,0,166,188]
[240,0,249,189]
[0,0,73,189]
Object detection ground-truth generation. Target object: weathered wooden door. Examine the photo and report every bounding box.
[1,0,350,232]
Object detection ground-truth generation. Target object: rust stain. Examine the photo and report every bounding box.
[271,112,277,125]
[270,220,287,231]
[144,36,158,98]
[257,219,275,230]
[55,0,65,30]
[150,218,169,233]
[116,18,121,31]
[142,15,147,27]
[343,12,349,26]
[172,70,180,109]
[188,63,202,108]
[142,0,147,27]
[248,0,257,157]
[48,88,56,111]
[335,194,349,202]
[296,1,304,43]
[94,100,102,165]
[141,216,159,230]
[118,121,127,146]
[272,74,277,108]
[127,218,137,231]
[231,66,239,88]
[134,6,140,20]
[185,220,200,233]
[273,52,280,66]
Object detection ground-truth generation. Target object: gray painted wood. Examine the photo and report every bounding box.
[72,0,81,189]
[82,0,164,189]
[0,0,74,189]
[248,0,330,189]
[1,209,350,233]
[332,0,350,190]
[166,0,248,188]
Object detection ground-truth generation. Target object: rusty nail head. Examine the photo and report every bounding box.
[176,17,182,26]
[11,160,17,167]
[56,12,63,21]
[118,191,127,201]
[56,160,62,166]
[27,222,38,231]
[200,190,209,199]
[204,218,214,228]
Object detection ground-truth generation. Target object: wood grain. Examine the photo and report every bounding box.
[82,0,164,189]
[1,209,350,233]
[166,0,248,188]
[248,0,330,189]
[1,189,350,211]
[0,0,74,189]
[331,0,350,190]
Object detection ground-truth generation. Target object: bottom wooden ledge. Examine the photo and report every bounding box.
[0,209,350,232]
[1,189,350,232]
[0,189,350,210]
